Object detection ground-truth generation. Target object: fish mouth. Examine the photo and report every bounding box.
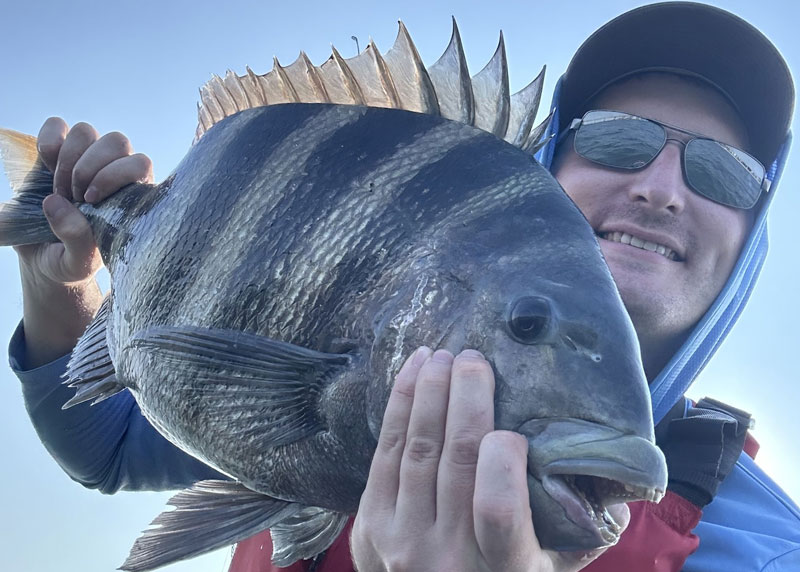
[539,463,663,546]
[519,418,667,549]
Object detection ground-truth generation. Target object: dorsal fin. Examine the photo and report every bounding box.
[428,17,473,125]
[194,20,552,155]
[471,31,510,138]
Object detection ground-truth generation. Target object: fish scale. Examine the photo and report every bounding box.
[280,126,478,338]
[181,107,358,331]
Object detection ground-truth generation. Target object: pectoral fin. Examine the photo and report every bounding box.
[127,325,352,447]
[270,506,350,566]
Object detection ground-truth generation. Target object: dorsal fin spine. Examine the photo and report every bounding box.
[246,66,268,105]
[330,45,366,105]
[395,21,439,115]
[367,40,401,109]
[272,57,301,103]
[427,18,474,125]
[194,20,547,158]
[506,65,546,147]
[209,74,238,116]
[199,83,225,123]
[300,51,331,103]
[223,70,250,110]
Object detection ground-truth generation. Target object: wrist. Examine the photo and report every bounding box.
[20,263,103,368]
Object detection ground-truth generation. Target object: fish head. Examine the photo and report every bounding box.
[357,113,667,550]
[434,176,667,550]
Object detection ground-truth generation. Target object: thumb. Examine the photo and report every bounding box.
[42,194,101,280]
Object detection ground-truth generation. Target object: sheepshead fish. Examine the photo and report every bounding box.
[0,21,666,571]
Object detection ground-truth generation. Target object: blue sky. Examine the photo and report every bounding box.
[1,1,798,571]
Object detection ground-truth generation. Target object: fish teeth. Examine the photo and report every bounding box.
[561,475,663,545]
[600,231,677,261]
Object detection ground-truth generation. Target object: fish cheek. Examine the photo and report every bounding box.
[490,338,561,432]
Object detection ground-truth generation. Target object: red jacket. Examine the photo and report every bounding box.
[228,435,759,572]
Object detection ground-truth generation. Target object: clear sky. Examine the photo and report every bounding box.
[1,1,798,571]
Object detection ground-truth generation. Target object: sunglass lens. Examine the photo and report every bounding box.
[575,112,666,169]
[684,139,764,209]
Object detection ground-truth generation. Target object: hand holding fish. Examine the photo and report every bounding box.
[13,118,152,367]
[352,348,629,572]
[37,117,153,204]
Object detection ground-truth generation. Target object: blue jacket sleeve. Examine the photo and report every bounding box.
[763,549,800,571]
[9,321,227,494]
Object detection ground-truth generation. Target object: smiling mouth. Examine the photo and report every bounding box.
[598,231,680,261]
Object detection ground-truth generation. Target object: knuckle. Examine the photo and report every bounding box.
[382,551,420,572]
[71,164,92,187]
[452,358,493,380]
[377,430,406,455]
[416,368,450,393]
[71,122,98,140]
[474,494,525,531]
[102,131,133,153]
[37,138,62,156]
[349,518,373,548]
[43,116,66,128]
[390,374,416,400]
[444,433,483,468]
[404,435,442,463]
[61,215,91,239]
[92,168,129,193]
[131,152,153,174]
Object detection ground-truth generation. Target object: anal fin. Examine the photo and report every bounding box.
[120,480,303,571]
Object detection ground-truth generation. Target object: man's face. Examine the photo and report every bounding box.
[552,74,752,373]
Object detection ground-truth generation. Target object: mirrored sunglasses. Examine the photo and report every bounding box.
[559,110,768,209]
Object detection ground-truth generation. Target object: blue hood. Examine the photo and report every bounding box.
[537,76,793,424]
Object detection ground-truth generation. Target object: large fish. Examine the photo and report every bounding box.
[0,21,666,571]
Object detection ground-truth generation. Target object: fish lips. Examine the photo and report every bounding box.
[519,418,667,550]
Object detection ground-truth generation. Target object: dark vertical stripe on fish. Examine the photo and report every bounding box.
[392,132,537,228]
[209,106,445,343]
[126,105,331,329]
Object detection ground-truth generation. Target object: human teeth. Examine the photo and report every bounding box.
[600,232,677,261]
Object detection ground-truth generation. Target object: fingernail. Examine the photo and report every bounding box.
[412,346,431,367]
[42,194,68,218]
[459,349,484,360]
[84,187,98,203]
[432,349,453,364]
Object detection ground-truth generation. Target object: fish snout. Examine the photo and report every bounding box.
[520,418,667,550]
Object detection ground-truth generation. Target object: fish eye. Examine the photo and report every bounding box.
[508,296,551,344]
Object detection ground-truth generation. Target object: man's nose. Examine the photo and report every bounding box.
[626,140,688,214]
